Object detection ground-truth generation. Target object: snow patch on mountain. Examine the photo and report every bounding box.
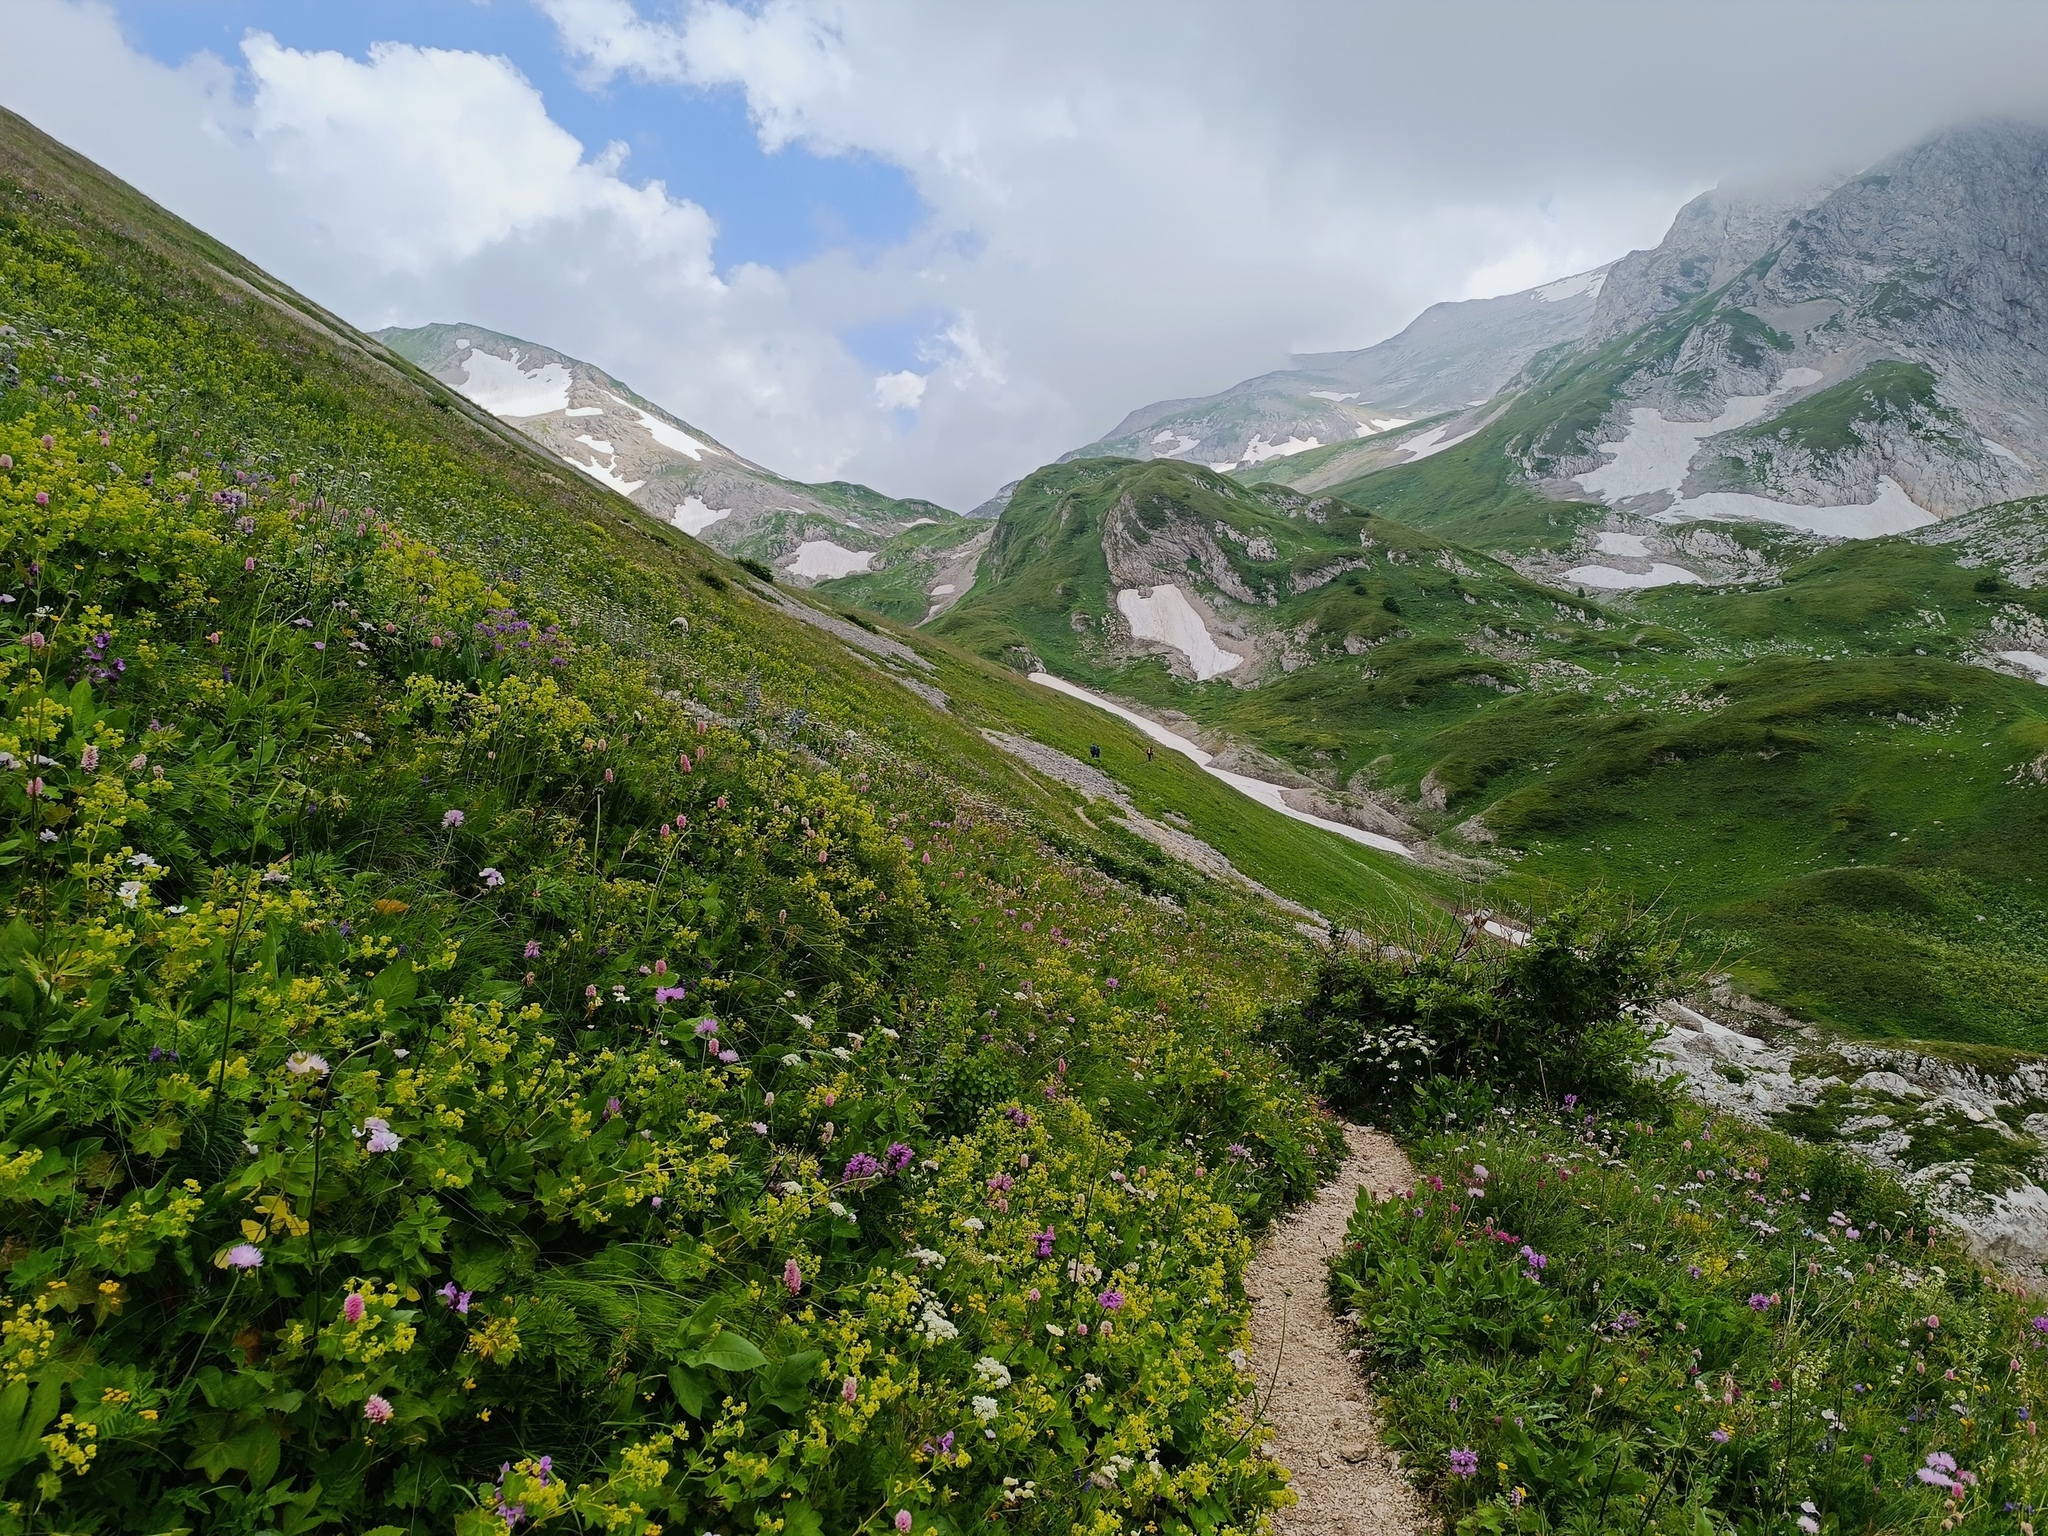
[1562,562,1704,590]
[1998,650,2048,683]
[1399,423,1482,462]
[1658,478,1935,539]
[457,347,572,417]
[1594,530,1651,557]
[786,540,877,579]
[604,392,715,459]
[1116,585,1243,680]
[560,451,644,496]
[673,496,731,536]
[1535,269,1607,303]
[1579,369,1824,502]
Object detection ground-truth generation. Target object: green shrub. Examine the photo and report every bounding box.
[1264,898,1678,1123]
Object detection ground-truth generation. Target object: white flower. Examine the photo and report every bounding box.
[880,1027,900,1040]
[971,1395,1000,1422]
[782,1053,804,1067]
[117,879,143,908]
[359,1116,401,1154]
[910,1247,946,1269]
[791,1013,813,1026]
[286,1051,330,1077]
[960,1217,985,1233]
[973,1357,1011,1390]
[832,1047,853,1061]
[127,852,158,869]
[916,1302,959,1345]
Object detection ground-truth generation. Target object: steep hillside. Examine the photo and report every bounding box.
[377,323,990,620]
[0,105,1476,1534]
[1063,266,1609,479]
[1320,121,2048,575]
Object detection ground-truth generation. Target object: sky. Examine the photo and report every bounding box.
[6,1,2048,511]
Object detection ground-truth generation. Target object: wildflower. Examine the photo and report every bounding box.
[1447,1448,1478,1479]
[117,879,142,908]
[1797,1518,1818,1534]
[362,1116,401,1154]
[842,1376,858,1402]
[364,1395,393,1424]
[718,1048,739,1064]
[80,744,99,771]
[842,1153,883,1182]
[441,809,464,829]
[480,867,505,887]
[975,1356,1012,1389]
[895,1514,913,1534]
[1098,1289,1125,1311]
[224,1244,264,1270]
[1711,1428,1730,1444]
[286,1051,330,1078]
[344,1293,366,1323]
[438,1282,473,1314]
[1563,1094,1577,1108]
[695,1018,719,1036]
[1033,1226,1056,1258]
[604,1097,622,1121]
[971,1395,1000,1422]
[1749,1293,1773,1311]
[885,1142,915,1173]
[1925,1314,1941,1330]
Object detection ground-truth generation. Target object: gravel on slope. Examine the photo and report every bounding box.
[1246,1125,1426,1536]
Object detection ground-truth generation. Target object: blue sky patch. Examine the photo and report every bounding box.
[112,0,927,273]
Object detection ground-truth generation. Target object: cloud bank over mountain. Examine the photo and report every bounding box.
[7,0,2048,510]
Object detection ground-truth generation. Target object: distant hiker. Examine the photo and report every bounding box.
[1089,743,1101,760]
[1145,744,1154,762]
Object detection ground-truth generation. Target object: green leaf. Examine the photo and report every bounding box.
[753,1349,823,1413]
[782,1500,823,1536]
[667,1365,710,1419]
[693,1330,769,1373]
[0,1375,63,1480]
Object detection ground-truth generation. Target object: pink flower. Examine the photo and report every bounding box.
[441,809,464,829]
[344,1292,366,1322]
[362,1116,401,1153]
[895,1512,912,1533]
[524,940,541,959]
[363,1394,393,1424]
[480,867,505,887]
[245,557,256,571]
[784,1259,802,1295]
[23,632,45,650]
[844,1376,859,1403]
[1925,1314,1940,1330]
[80,745,98,771]
[34,491,48,506]
[224,1243,264,1270]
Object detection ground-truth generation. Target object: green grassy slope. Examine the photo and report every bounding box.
[934,448,2048,1050]
[0,106,1384,1535]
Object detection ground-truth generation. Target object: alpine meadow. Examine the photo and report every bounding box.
[2,28,2048,1536]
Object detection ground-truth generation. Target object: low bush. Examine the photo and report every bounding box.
[1263,898,1677,1124]
[1334,1100,2048,1533]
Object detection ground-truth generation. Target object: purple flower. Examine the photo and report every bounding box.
[361,1116,401,1154]
[1562,1094,1577,1108]
[1033,1226,1056,1259]
[784,1259,802,1295]
[441,809,464,829]
[1008,1107,1031,1127]
[224,1243,264,1270]
[480,867,505,888]
[344,1293,366,1323]
[438,1282,473,1314]
[719,1048,739,1064]
[604,1097,622,1120]
[1610,1311,1640,1332]
[694,1018,719,1036]
[885,1142,914,1173]
[841,1152,883,1183]
[1518,1245,1547,1272]
[1710,1429,1730,1444]
[524,940,541,958]
[363,1394,393,1424]
[895,1513,913,1533]
[1748,1293,1773,1311]
[1447,1448,1479,1479]
[1097,1289,1125,1311]
[2032,1314,2048,1334]
[654,985,687,1006]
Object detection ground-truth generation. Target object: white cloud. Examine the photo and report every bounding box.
[873,370,927,410]
[9,0,2048,512]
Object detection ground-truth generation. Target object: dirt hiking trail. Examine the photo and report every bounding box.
[1247,1124,1425,1536]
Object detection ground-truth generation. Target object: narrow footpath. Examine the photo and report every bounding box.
[1246,1125,1425,1536]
